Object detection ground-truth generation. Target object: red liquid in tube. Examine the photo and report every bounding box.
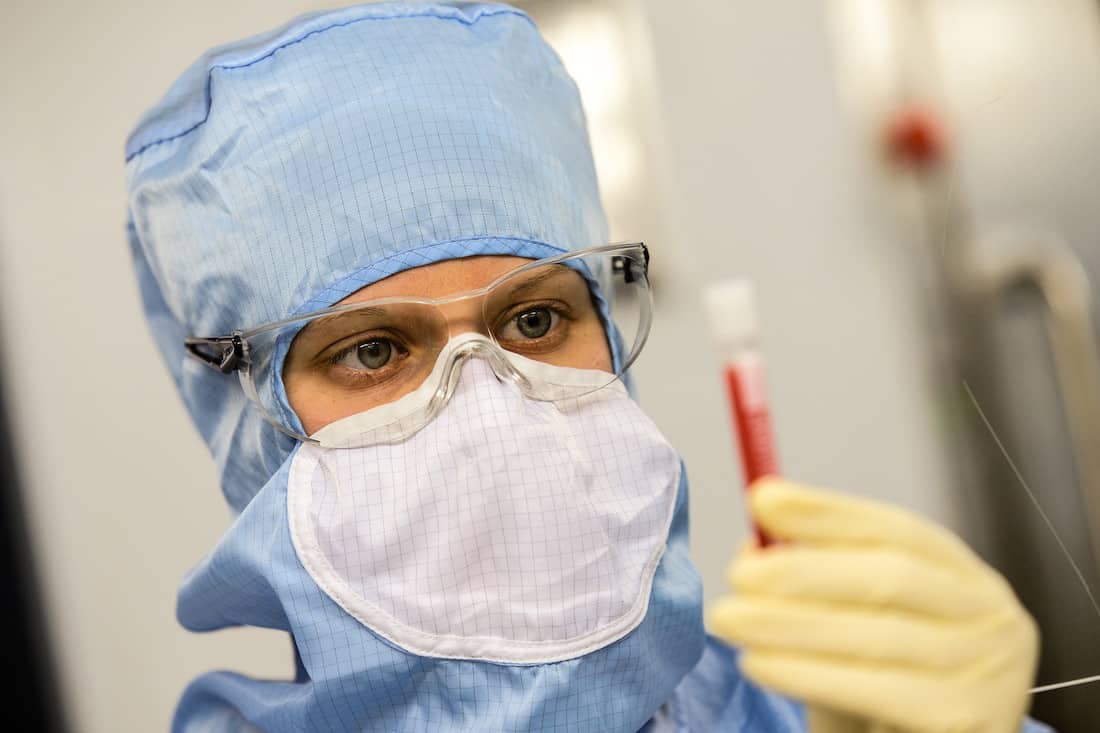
[723,354,778,547]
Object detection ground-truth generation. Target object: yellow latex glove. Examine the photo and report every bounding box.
[707,478,1039,733]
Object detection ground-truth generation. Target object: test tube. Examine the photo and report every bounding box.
[704,278,779,547]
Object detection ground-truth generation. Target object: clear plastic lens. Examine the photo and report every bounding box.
[239,244,652,441]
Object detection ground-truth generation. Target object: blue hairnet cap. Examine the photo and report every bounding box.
[126,2,608,511]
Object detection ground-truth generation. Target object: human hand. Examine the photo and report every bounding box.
[707,478,1039,733]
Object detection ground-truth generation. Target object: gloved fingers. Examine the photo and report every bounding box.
[728,544,1010,618]
[739,649,1027,733]
[749,478,985,572]
[707,594,1003,670]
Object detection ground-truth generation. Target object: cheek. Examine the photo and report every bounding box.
[283,372,328,436]
[596,323,616,372]
[579,344,614,374]
[592,334,613,372]
[574,319,613,372]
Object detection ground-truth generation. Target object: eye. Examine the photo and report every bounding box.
[512,308,556,339]
[335,339,396,370]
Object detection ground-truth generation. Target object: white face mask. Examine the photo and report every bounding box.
[287,351,681,664]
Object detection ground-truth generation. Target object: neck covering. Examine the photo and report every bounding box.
[126,4,715,731]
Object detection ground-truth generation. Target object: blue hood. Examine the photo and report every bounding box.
[125,2,608,511]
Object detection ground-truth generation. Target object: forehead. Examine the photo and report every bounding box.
[335,256,535,306]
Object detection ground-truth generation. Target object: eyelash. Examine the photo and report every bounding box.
[495,300,574,331]
[327,333,407,366]
[319,299,575,366]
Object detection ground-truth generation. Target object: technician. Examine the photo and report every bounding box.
[125,4,1049,731]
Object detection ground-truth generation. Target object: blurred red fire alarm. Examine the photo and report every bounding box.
[884,105,947,168]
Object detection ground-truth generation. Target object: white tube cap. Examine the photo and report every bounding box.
[703,278,760,349]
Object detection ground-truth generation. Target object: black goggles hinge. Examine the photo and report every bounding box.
[612,244,648,284]
[184,334,245,374]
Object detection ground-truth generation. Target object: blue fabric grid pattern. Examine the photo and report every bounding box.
[125,3,1057,730]
[126,2,608,510]
[173,460,707,732]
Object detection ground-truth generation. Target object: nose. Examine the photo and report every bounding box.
[444,334,530,391]
[435,299,492,341]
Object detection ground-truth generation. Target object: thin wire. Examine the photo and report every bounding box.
[965,381,1100,697]
[932,85,1100,694]
[962,380,1100,623]
[976,399,1100,692]
[1030,674,1100,695]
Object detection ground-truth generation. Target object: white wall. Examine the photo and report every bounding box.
[0,1,985,731]
[0,3,330,731]
[632,0,959,600]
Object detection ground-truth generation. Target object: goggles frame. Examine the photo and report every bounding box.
[183,241,651,441]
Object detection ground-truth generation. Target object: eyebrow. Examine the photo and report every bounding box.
[298,265,581,338]
[299,306,392,337]
[497,265,577,298]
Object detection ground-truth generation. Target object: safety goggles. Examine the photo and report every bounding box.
[185,242,652,446]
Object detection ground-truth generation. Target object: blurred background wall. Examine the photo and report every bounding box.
[2,0,1098,730]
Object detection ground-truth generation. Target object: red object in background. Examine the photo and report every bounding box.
[723,360,778,547]
[885,105,948,168]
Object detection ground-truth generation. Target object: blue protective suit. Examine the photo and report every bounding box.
[124,3,1054,731]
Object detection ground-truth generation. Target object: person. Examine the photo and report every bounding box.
[125,3,1051,731]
